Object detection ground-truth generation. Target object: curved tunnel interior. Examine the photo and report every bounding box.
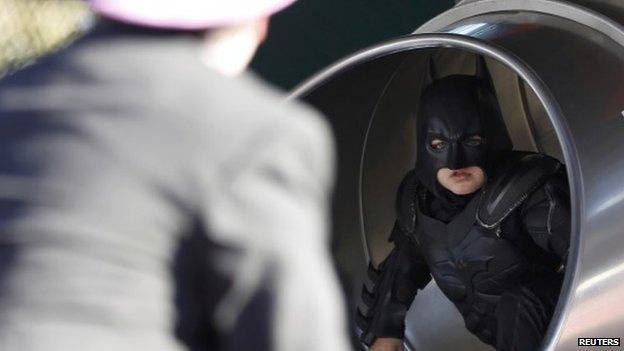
[300,47,567,350]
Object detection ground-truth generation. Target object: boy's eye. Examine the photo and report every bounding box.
[463,135,484,147]
[430,139,447,150]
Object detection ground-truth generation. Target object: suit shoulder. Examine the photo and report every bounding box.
[396,170,419,234]
[218,72,331,134]
[477,151,563,228]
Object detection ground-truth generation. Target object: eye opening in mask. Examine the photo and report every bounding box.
[428,134,449,151]
[462,134,485,147]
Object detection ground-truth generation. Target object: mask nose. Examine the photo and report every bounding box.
[447,142,468,170]
[447,142,460,170]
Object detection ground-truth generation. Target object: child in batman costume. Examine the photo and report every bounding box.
[357,57,570,351]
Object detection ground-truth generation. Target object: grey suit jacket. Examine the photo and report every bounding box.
[0,24,350,351]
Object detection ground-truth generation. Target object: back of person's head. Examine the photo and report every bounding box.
[88,0,298,76]
[89,0,296,30]
[1,0,298,78]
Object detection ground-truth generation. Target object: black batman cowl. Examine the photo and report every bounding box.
[414,56,512,208]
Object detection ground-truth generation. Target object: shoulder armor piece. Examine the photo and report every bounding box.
[396,170,418,234]
[477,152,562,228]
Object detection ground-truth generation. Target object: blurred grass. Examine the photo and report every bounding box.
[0,0,92,77]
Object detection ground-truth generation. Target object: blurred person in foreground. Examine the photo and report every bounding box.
[0,1,350,350]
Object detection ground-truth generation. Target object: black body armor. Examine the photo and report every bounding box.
[357,151,570,347]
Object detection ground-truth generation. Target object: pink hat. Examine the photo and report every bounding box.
[89,0,297,30]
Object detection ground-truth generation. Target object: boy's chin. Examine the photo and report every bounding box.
[448,184,480,196]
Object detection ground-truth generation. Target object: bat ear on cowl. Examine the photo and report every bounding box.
[425,55,440,86]
[475,54,496,93]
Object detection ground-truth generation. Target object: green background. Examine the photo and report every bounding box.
[251,0,455,90]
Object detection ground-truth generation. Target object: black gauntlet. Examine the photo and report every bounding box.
[356,223,431,346]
